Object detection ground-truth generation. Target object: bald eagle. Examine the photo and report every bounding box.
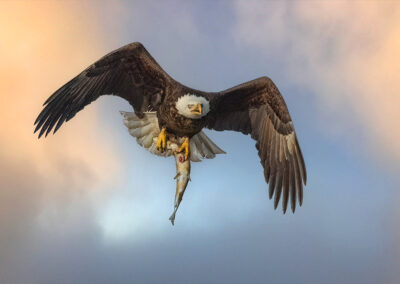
[34,42,307,216]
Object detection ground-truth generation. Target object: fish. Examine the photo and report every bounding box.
[169,143,191,225]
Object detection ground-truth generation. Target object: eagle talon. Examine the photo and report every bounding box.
[156,127,167,152]
[177,137,190,161]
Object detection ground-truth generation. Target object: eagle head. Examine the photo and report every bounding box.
[175,94,210,119]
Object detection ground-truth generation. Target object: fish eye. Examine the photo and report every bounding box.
[200,104,203,107]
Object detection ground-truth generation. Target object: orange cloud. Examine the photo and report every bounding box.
[0,1,123,262]
[0,1,121,180]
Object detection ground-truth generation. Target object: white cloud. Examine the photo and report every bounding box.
[233,1,400,166]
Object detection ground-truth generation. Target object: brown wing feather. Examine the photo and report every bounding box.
[34,42,172,138]
[207,77,307,213]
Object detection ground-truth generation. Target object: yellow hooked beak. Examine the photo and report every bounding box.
[190,103,202,115]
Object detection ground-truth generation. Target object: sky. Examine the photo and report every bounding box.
[1,1,400,283]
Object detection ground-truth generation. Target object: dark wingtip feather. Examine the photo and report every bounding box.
[35,114,51,138]
[281,160,290,214]
[282,197,288,213]
[289,156,297,213]
[298,179,304,206]
[33,126,41,139]
[34,123,40,134]
[273,182,282,210]
[38,112,55,138]
[268,182,274,200]
[38,127,46,139]
[269,172,277,200]
[295,137,307,185]
[34,124,42,139]
[34,116,40,126]
[34,109,47,126]
[53,115,66,134]
[290,197,296,213]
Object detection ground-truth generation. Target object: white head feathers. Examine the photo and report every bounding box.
[175,94,210,119]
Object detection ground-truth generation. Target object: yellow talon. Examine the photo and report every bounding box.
[156,127,167,152]
[177,137,190,161]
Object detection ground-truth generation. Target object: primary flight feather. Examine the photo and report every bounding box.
[34,42,307,220]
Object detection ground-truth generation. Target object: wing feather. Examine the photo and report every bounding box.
[282,159,290,213]
[207,77,307,213]
[289,154,297,212]
[34,42,171,138]
[294,150,304,206]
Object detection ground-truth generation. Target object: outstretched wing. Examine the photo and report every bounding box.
[34,42,172,138]
[207,77,307,213]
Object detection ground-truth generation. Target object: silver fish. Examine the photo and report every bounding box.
[169,149,191,225]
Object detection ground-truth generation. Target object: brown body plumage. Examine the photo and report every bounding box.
[34,42,307,214]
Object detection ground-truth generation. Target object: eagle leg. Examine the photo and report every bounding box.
[156,127,167,152]
[177,137,190,161]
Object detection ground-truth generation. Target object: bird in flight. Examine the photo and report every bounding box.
[34,42,307,224]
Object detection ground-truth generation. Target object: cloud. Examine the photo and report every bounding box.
[233,1,400,167]
[0,2,122,281]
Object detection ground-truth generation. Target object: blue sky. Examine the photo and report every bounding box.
[1,1,400,283]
